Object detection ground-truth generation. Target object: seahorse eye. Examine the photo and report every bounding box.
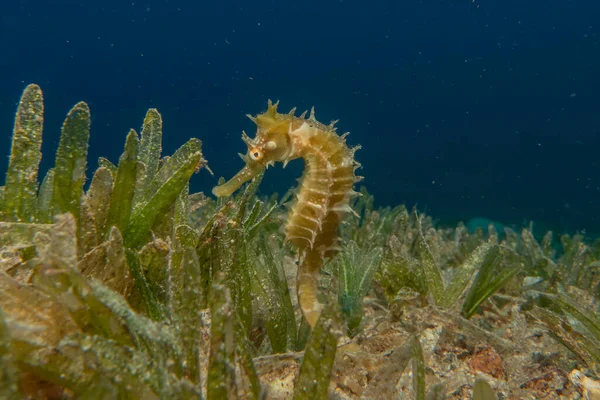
[250,147,263,161]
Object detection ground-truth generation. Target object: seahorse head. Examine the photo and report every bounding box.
[213,100,294,197]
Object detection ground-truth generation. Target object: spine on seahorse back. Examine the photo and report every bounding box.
[212,101,362,327]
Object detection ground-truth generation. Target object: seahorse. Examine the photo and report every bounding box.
[212,100,362,327]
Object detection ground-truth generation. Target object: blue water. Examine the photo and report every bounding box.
[1,0,599,236]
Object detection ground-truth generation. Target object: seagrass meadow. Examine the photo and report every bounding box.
[1,84,600,399]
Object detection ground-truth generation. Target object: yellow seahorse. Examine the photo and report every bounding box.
[213,101,362,327]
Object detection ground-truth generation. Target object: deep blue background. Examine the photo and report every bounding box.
[1,0,599,236]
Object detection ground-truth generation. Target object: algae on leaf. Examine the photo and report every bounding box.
[439,242,494,308]
[236,324,263,400]
[98,156,118,176]
[411,336,426,400]
[37,168,55,223]
[125,138,202,248]
[134,108,163,206]
[293,304,342,400]
[85,167,114,239]
[0,187,4,219]
[3,84,44,223]
[212,172,268,334]
[106,129,139,235]
[169,247,203,383]
[78,226,132,297]
[207,273,237,400]
[472,379,497,400]
[139,237,171,302]
[462,246,521,318]
[0,309,19,400]
[251,234,297,352]
[52,102,91,220]
[0,221,53,247]
[336,240,382,336]
[146,138,202,201]
[174,182,191,227]
[553,290,600,341]
[536,289,600,373]
[125,249,164,320]
[414,213,445,304]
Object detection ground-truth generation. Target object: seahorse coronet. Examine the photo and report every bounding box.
[213,101,361,327]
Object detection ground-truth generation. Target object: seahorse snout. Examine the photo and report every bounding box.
[212,163,263,197]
